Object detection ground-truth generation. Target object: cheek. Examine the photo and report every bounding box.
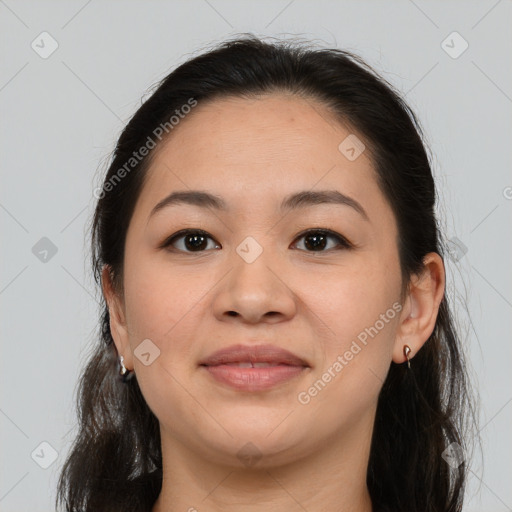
[306,253,402,377]
[123,253,202,340]
[308,259,400,333]
[297,293,400,427]
[121,259,204,427]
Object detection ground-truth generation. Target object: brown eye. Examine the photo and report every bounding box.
[161,228,352,254]
[292,229,352,252]
[162,230,220,252]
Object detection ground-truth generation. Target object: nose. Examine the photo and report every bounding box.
[211,245,297,325]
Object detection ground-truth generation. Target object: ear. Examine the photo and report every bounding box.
[392,252,445,364]
[101,264,133,371]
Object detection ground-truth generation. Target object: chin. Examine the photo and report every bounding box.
[193,420,310,469]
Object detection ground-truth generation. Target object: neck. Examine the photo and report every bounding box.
[152,419,374,512]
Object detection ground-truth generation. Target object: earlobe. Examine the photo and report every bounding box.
[392,253,445,364]
[101,264,133,370]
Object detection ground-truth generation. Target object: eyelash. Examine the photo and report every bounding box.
[160,228,353,254]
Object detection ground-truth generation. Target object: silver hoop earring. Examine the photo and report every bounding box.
[403,345,412,369]
[119,355,134,382]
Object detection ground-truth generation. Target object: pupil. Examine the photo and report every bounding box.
[305,233,326,251]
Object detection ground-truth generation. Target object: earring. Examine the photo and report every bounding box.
[403,345,412,369]
[119,355,134,381]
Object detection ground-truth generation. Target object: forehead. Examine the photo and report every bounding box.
[132,93,391,226]
[156,93,363,170]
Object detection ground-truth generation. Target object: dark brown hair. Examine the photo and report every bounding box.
[57,35,476,512]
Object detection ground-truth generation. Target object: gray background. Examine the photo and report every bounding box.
[1,1,511,510]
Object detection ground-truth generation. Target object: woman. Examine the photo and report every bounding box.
[57,35,475,512]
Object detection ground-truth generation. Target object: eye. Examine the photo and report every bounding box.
[161,229,220,253]
[161,228,352,254]
[291,229,352,252]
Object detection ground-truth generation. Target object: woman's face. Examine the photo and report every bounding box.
[109,94,406,467]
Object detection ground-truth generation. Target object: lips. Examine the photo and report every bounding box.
[199,344,309,391]
[199,344,309,368]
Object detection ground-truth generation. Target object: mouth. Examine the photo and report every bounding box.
[215,361,293,367]
[199,344,309,391]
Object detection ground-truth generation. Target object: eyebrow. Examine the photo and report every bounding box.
[148,189,369,221]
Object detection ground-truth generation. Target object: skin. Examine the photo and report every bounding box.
[102,93,445,512]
